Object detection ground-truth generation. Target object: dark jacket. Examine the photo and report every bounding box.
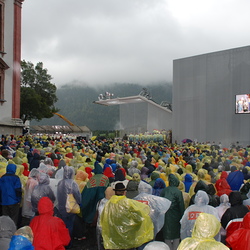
[0,164,22,205]
[221,191,249,229]
[29,152,40,170]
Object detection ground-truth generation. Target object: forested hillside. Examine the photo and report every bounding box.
[32,82,172,131]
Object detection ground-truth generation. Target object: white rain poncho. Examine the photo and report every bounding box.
[22,169,39,218]
[57,166,81,216]
[134,193,171,237]
[0,216,16,250]
[144,241,170,250]
[180,190,220,240]
[138,180,153,194]
[215,194,231,237]
[177,213,229,250]
[49,169,64,209]
[31,172,55,213]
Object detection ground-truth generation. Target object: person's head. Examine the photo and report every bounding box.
[192,213,220,239]
[113,182,126,196]
[144,241,170,250]
[194,190,209,206]
[229,191,243,206]
[132,173,141,182]
[1,149,10,159]
[230,165,237,172]
[63,165,75,180]
[0,215,16,237]
[220,194,229,205]
[126,180,139,199]
[130,160,138,168]
[96,154,102,163]
[6,163,17,174]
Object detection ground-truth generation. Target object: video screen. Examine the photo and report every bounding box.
[235,94,250,114]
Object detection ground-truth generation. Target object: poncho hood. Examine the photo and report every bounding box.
[192,213,220,239]
[63,165,75,179]
[75,170,88,181]
[37,197,54,216]
[186,164,193,173]
[153,178,166,189]
[93,163,103,175]
[229,191,243,206]
[169,174,179,187]
[38,172,50,185]
[194,190,209,206]
[0,215,16,239]
[6,163,16,174]
[194,180,209,193]
[220,171,228,179]
[150,171,160,181]
[184,173,193,182]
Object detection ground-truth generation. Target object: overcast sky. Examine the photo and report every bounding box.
[21,0,250,87]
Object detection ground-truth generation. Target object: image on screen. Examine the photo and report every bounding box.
[235,94,250,114]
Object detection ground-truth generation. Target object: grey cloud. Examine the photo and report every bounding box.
[22,0,250,87]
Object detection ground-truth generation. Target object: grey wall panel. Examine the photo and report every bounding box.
[173,46,250,147]
[119,101,172,136]
[120,102,148,135]
[147,103,172,132]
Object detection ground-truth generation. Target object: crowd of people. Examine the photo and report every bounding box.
[0,133,250,250]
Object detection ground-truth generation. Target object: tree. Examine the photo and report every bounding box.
[20,60,59,123]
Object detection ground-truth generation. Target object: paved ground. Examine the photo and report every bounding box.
[70,225,97,250]
[20,217,98,250]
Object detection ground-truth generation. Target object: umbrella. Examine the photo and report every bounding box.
[182,138,193,143]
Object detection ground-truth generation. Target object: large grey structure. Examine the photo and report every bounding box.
[95,95,172,136]
[173,46,250,147]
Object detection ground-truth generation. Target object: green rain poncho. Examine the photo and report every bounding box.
[177,213,229,250]
[160,174,185,240]
[100,195,154,249]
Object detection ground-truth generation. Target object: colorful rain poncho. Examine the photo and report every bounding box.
[100,195,154,249]
[177,213,229,250]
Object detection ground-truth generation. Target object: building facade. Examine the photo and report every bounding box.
[173,46,250,147]
[95,95,172,137]
[0,0,24,135]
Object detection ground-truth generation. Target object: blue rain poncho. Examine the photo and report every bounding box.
[8,235,34,250]
[8,226,34,250]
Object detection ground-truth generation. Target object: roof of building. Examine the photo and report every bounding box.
[94,95,172,113]
[30,125,91,134]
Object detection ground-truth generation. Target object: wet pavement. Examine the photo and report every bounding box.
[70,225,97,250]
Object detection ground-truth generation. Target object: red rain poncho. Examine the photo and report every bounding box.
[226,212,250,250]
[30,197,70,250]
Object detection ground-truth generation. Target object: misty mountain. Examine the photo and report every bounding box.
[31,82,172,131]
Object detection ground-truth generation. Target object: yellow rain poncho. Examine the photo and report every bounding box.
[100,195,154,249]
[177,213,229,250]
